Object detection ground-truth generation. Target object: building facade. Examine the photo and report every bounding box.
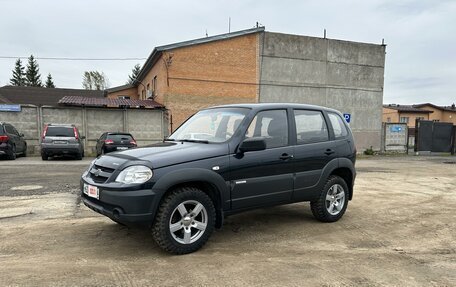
[383,103,456,127]
[108,27,386,150]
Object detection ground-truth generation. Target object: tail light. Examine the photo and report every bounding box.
[0,135,9,143]
[104,139,114,144]
[130,140,137,146]
[73,127,79,140]
[42,125,48,139]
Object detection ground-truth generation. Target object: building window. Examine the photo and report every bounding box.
[152,76,157,97]
[400,117,409,124]
[416,116,425,121]
[387,117,391,123]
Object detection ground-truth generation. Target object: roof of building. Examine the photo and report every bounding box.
[106,84,135,93]
[0,85,105,106]
[413,103,456,112]
[135,27,265,83]
[383,104,433,113]
[58,96,163,109]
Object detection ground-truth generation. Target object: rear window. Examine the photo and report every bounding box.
[107,134,133,140]
[0,125,4,135]
[46,127,75,137]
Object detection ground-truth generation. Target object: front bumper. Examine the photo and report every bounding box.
[80,178,157,225]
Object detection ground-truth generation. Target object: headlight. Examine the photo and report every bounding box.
[115,165,153,184]
[82,159,97,177]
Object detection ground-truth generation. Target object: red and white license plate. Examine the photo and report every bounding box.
[84,184,99,199]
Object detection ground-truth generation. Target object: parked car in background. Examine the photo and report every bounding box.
[0,122,27,160]
[81,103,356,254]
[41,124,84,160]
[95,132,137,156]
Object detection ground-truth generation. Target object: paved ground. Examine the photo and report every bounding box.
[0,156,455,287]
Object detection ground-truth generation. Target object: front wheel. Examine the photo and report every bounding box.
[310,175,349,222]
[152,187,215,254]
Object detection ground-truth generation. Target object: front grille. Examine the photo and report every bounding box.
[89,164,115,183]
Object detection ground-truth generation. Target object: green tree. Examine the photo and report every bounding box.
[10,58,26,86]
[45,73,56,88]
[127,64,141,84]
[25,55,42,87]
[82,71,109,90]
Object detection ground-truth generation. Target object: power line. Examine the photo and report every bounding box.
[0,56,147,61]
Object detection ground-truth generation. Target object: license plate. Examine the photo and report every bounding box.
[84,184,99,199]
[54,140,67,144]
[117,147,128,150]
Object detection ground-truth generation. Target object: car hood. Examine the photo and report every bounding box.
[95,141,229,169]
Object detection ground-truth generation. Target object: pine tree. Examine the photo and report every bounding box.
[10,59,26,86]
[127,64,141,84]
[45,73,56,88]
[25,55,42,87]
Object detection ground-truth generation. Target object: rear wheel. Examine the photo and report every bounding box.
[152,187,216,254]
[310,175,349,222]
[6,145,16,160]
[41,152,48,161]
[75,152,83,160]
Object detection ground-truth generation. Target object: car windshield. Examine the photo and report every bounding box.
[168,108,249,143]
[46,127,74,137]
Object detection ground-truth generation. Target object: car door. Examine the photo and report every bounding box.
[11,126,25,153]
[230,109,294,210]
[5,125,21,152]
[326,112,353,158]
[291,109,337,201]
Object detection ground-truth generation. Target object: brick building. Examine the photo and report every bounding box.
[108,27,386,150]
[383,103,456,127]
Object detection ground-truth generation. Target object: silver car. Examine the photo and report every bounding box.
[40,124,85,160]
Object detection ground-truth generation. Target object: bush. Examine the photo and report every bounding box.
[364,146,375,155]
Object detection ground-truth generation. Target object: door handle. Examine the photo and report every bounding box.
[279,153,294,160]
[324,149,335,155]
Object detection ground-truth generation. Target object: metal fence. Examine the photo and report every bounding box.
[0,105,167,155]
[415,119,455,154]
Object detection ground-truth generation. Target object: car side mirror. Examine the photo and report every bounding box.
[81,136,86,140]
[238,137,266,153]
[19,133,24,137]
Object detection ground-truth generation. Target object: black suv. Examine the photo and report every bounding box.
[81,104,356,254]
[0,122,27,160]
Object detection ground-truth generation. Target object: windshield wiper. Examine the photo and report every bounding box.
[178,139,209,144]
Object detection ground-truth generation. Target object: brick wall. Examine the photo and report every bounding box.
[163,33,259,129]
[107,87,139,100]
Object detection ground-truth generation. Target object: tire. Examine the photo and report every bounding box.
[311,175,349,222]
[6,145,16,160]
[152,186,216,254]
[75,152,83,160]
[41,152,48,161]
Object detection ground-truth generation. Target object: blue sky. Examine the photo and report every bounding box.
[0,0,454,105]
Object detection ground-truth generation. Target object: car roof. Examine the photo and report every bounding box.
[205,103,342,114]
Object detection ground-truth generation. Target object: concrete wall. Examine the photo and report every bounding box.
[0,105,165,156]
[259,32,386,150]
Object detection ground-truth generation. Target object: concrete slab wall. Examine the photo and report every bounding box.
[259,32,386,151]
[1,106,165,156]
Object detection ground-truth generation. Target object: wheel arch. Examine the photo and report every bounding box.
[151,168,229,228]
[333,158,356,200]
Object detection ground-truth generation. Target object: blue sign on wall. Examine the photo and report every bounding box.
[343,113,351,123]
[0,104,21,112]
[390,125,403,132]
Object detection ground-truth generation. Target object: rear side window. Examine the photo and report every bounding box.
[107,134,134,141]
[328,113,348,139]
[245,109,288,149]
[294,110,329,144]
[4,125,15,135]
[46,127,74,137]
[0,125,4,135]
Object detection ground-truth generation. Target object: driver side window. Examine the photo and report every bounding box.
[245,110,288,149]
